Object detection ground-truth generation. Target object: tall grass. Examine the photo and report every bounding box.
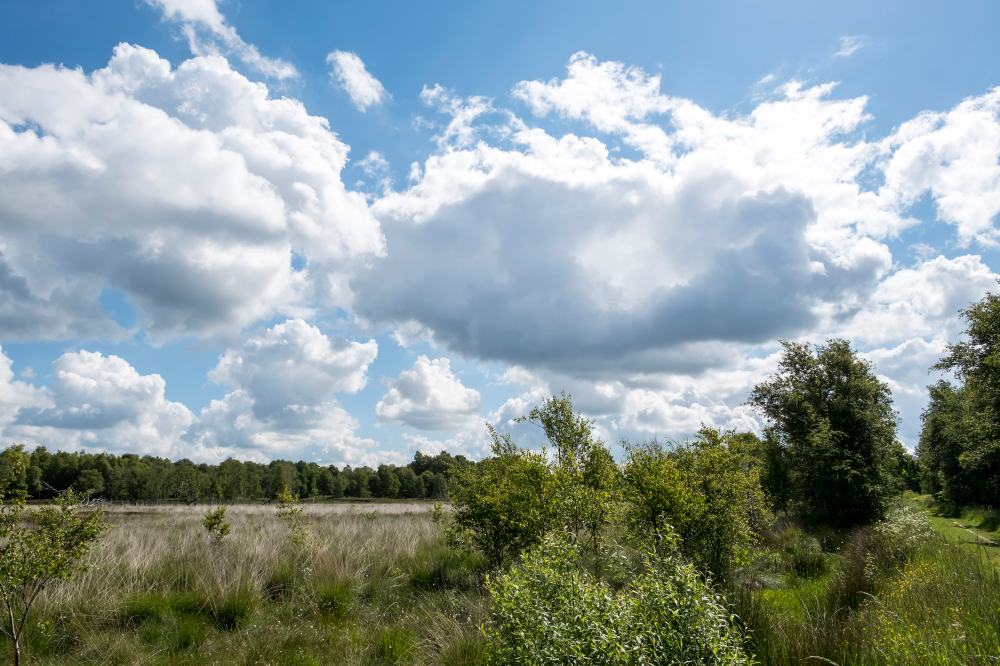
[733,504,1000,665]
[10,503,486,665]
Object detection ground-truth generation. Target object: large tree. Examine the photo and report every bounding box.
[749,339,898,528]
[920,289,1000,506]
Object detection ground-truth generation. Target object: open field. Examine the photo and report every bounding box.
[7,503,486,665]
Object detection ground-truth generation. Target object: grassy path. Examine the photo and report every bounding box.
[910,496,1000,567]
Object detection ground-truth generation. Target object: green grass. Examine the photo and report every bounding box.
[908,494,1000,567]
[12,499,999,665]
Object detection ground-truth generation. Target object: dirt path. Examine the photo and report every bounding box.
[952,520,998,546]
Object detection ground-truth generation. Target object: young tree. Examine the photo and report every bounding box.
[0,465,106,666]
[623,430,769,581]
[276,486,308,547]
[449,425,554,567]
[202,506,231,543]
[749,339,898,528]
[518,394,620,561]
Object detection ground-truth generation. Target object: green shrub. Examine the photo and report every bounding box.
[484,533,750,665]
[202,505,231,543]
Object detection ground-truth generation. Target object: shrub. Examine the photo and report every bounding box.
[449,426,554,567]
[483,533,751,665]
[623,431,770,582]
[201,506,231,543]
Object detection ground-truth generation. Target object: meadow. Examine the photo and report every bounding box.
[7,496,1000,665]
[12,502,486,665]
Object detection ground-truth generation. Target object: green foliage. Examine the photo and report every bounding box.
[450,394,621,569]
[5,444,470,503]
[623,429,770,582]
[201,505,231,543]
[0,474,107,666]
[276,486,309,548]
[775,528,827,578]
[519,394,621,560]
[449,425,555,567]
[483,533,751,665]
[919,287,1000,506]
[749,339,899,528]
[408,543,484,591]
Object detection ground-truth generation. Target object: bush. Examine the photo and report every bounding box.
[483,533,751,665]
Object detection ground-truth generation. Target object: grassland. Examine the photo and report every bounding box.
[6,498,1000,665]
[7,502,486,665]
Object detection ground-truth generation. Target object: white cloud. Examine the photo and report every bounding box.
[842,254,999,345]
[187,318,381,464]
[209,318,377,421]
[0,44,382,341]
[6,351,194,458]
[377,356,481,430]
[359,57,896,376]
[834,35,865,59]
[145,0,297,79]
[878,87,1000,245]
[326,51,389,111]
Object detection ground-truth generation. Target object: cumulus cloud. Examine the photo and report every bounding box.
[377,356,481,430]
[878,87,1000,245]
[326,51,389,111]
[0,44,382,341]
[354,55,1000,448]
[358,54,901,376]
[3,48,1000,459]
[190,319,380,463]
[145,0,297,79]
[842,254,999,345]
[0,322,385,465]
[208,318,377,421]
[7,350,194,457]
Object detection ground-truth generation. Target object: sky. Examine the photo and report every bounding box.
[0,0,998,466]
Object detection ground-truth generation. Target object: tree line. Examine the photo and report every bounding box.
[0,447,471,503]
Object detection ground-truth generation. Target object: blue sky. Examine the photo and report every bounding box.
[0,0,998,465]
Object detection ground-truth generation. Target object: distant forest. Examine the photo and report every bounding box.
[0,446,472,502]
